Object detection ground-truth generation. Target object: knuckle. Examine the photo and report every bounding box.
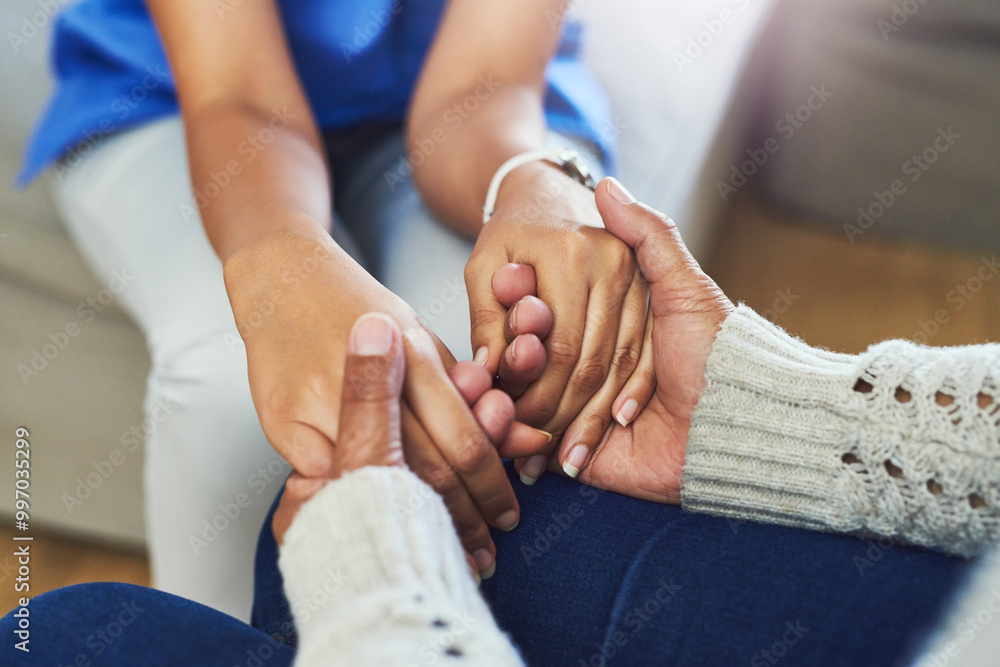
[609,239,637,277]
[516,393,557,426]
[261,384,307,424]
[546,335,580,370]
[346,356,393,401]
[470,307,506,332]
[571,360,609,395]
[611,345,641,376]
[420,463,461,497]
[455,520,491,548]
[451,430,493,472]
[557,236,590,265]
[581,410,610,435]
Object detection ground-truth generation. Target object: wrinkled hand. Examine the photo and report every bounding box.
[466,163,655,479]
[272,313,524,572]
[496,178,733,503]
[225,231,550,574]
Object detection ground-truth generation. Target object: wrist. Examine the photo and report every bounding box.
[491,160,602,227]
[222,228,339,312]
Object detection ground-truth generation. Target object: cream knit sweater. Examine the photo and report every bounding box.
[279,305,1000,666]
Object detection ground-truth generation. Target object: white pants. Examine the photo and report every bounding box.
[49,115,598,618]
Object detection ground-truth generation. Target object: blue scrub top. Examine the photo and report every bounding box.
[18,0,615,186]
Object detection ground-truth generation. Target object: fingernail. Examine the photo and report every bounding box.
[496,509,520,531]
[471,567,482,586]
[536,429,553,445]
[509,300,521,332]
[506,337,518,363]
[519,454,548,486]
[350,313,394,355]
[562,444,589,479]
[606,177,637,205]
[473,549,495,579]
[473,346,489,366]
[616,398,639,428]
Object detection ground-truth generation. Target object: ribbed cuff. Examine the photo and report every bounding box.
[279,467,487,649]
[681,305,870,534]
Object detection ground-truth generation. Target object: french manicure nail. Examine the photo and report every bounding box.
[473,346,489,366]
[535,429,553,445]
[350,313,394,355]
[606,177,637,205]
[562,444,589,479]
[496,510,520,531]
[473,549,495,579]
[519,454,548,486]
[616,398,639,428]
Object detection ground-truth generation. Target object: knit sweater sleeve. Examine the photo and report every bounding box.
[278,466,524,667]
[681,305,1000,557]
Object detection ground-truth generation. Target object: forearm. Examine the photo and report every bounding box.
[409,84,548,237]
[407,0,571,238]
[681,305,1000,556]
[185,101,333,264]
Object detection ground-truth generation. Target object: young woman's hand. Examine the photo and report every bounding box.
[491,179,733,503]
[272,312,527,578]
[466,164,655,477]
[225,230,549,575]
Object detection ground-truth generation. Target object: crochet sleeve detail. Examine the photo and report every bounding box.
[681,305,1000,556]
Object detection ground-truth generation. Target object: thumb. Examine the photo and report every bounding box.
[337,312,406,473]
[595,177,701,300]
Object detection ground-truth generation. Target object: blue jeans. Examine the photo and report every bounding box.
[4,463,966,666]
[251,464,971,666]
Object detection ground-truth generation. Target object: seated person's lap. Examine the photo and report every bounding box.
[252,463,971,666]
